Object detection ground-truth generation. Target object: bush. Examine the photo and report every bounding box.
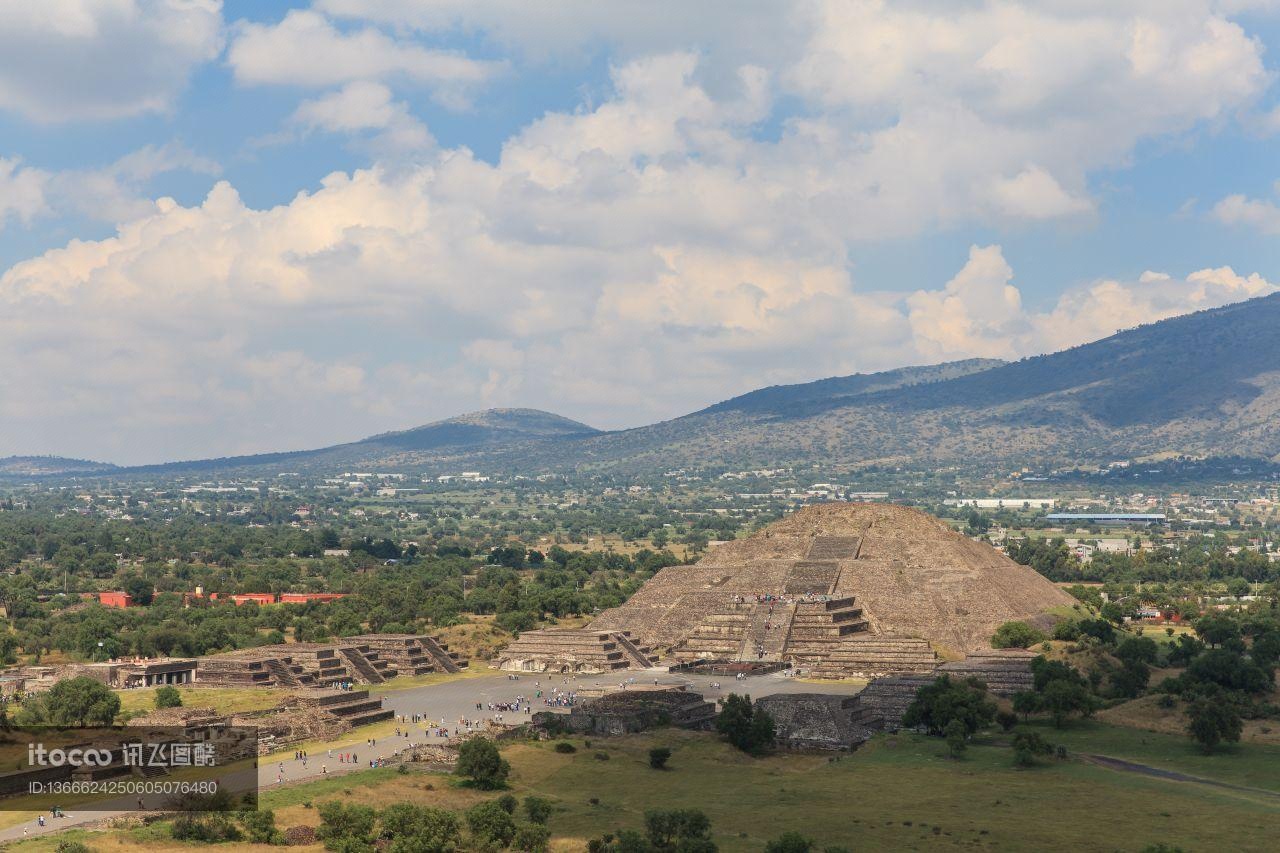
[497,794,518,814]
[379,803,461,852]
[54,842,95,853]
[466,801,517,848]
[316,801,376,848]
[523,795,553,825]
[996,710,1018,732]
[1012,731,1054,767]
[594,751,610,761]
[456,737,510,789]
[992,621,1046,649]
[554,741,577,754]
[644,808,714,851]
[765,831,813,853]
[513,823,552,853]
[240,808,281,844]
[154,685,182,709]
[171,814,242,843]
[649,747,672,769]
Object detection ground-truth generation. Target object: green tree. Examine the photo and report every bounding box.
[648,747,672,770]
[1012,731,1054,767]
[380,804,461,853]
[944,719,968,758]
[1187,693,1242,754]
[34,677,121,726]
[154,685,182,709]
[643,808,715,852]
[456,737,510,789]
[715,694,774,754]
[902,675,996,736]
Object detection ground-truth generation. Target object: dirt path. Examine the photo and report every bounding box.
[1081,754,1280,802]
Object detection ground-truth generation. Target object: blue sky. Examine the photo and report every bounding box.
[0,1,1278,464]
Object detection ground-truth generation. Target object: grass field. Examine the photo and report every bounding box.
[12,724,1280,852]
[115,686,282,718]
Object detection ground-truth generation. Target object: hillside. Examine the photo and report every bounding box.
[546,292,1280,473]
[115,408,598,475]
[18,292,1280,477]
[0,456,117,477]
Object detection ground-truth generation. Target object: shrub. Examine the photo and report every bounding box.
[316,801,376,848]
[992,621,1046,649]
[523,795,553,825]
[554,741,577,754]
[995,710,1018,732]
[594,751,610,761]
[379,803,460,852]
[497,794,518,814]
[1012,731,1054,767]
[765,831,814,853]
[240,808,281,844]
[513,823,552,853]
[54,842,95,853]
[154,685,182,709]
[1187,692,1243,754]
[466,801,517,847]
[649,747,672,769]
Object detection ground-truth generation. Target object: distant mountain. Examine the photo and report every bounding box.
[552,292,1280,473]
[0,456,117,477]
[120,408,599,475]
[17,293,1280,478]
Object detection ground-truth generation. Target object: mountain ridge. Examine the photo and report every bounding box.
[8,293,1280,477]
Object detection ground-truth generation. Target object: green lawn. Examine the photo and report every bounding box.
[11,725,1280,852]
[1029,718,1280,793]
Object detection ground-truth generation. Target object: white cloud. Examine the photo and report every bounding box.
[228,9,503,107]
[0,158,50,228]
[0,143,219,232]
[0,0,223,122]
[0,6,1276,461]
[287,81,435,154]
[1212,188,1280,234]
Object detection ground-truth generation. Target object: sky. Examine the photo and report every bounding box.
[1,1,1279,465]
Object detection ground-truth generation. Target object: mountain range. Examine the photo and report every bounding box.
[9,292,1280,478]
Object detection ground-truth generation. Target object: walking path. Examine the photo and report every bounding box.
[0,667,852,843]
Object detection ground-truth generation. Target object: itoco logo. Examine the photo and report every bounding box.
[28,744,114,767]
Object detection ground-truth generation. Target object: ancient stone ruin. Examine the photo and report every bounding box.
[495,629,658,674]
[196,635,466,687]
[585,503,1071,678]
[534,685,717,736]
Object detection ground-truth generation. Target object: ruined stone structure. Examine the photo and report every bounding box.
[589,503,1072,677]
[495,629,658,674]
[759,675,935,750]
[343,634,468,674]
[197,641,397,687]
[535,685,716,736]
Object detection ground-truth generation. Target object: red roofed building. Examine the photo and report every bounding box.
[97,591,133,608]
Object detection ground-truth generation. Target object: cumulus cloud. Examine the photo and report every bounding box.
[0,143,219,232]
[228,9,503,108]
[285,81,435,154]
[0,0,223,122]
[1212,186,1280,234]
[0,5,1276,461]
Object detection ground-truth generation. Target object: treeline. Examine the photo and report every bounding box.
[0,546,680,662]
[1006,536,1279,584]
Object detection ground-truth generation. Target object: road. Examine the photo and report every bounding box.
[0,668,860,844]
